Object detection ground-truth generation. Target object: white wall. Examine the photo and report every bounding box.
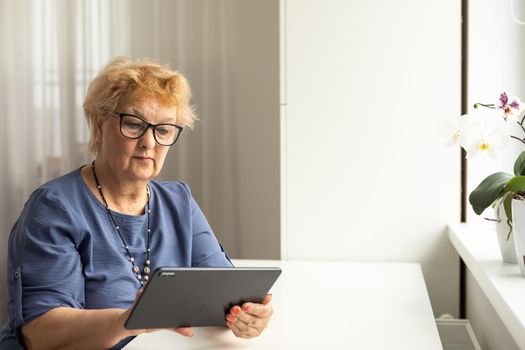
[466,0,525,345]
[282,0,461,317]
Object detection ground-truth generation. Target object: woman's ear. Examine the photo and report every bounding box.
[94,114,104,149]
[96,114,104,133]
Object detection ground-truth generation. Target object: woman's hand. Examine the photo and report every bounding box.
[226,294,273,339]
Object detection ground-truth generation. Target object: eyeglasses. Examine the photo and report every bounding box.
[109,112,183,146]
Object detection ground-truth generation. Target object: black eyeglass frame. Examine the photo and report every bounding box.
[109,112,183,146]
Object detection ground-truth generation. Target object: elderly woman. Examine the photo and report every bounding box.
[0,58,273,349]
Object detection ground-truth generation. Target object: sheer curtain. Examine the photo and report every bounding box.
[74,0,280,261]
[0,0,130,324]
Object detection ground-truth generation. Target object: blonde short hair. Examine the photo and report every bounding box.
[83,57,196,154]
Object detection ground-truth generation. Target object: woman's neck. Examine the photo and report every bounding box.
[82,160,149,215]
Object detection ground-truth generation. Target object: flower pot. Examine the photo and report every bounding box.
[511,199,525,276]
[494,200,518,264]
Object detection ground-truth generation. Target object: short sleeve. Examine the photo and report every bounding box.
[9,189,85,329]
[181,184,233,267]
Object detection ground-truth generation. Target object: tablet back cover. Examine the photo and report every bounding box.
[125,267,281,329]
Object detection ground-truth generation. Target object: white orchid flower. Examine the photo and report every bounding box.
[438,114,472,148]
[463,123,509,160]
[440,92,523,161]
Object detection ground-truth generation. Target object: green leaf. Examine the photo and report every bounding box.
[503,176,525,221]
[469,172,513,215]
[514,151,525,175]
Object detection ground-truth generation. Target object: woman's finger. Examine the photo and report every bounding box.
[233,310,266,328]
[239,302,273,318]
[228,310,268,339]
[229,318,260,339]
[227,319,243,333]
[174,327,193,337]
[262,293,272,305]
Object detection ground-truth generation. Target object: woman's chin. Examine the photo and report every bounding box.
[129,165,156,181]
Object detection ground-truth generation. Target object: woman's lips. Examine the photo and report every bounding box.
[133,156,153,161]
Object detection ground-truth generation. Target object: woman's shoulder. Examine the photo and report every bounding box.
[150,179,191,194]
[15,169,84,240]
[149,180,193,202]
[26,168,85,208]
[35,167,82,192]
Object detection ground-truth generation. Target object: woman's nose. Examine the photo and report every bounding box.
[139,127,156,148]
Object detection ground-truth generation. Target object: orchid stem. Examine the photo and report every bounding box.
[474,103,496,109]
[510,135,525,145]
[519,122,525,135]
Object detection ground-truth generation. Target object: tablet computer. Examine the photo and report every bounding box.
[124,267,282,329]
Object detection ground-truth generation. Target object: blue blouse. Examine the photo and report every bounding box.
[0,168,232,349]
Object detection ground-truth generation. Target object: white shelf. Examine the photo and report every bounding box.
[448,223,525,348]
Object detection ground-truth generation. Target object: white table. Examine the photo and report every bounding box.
[124,259,442,349]
[449,223,525,348]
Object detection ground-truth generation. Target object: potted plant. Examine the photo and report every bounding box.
[441,92,525,263]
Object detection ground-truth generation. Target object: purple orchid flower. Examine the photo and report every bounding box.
[498,92,522,121]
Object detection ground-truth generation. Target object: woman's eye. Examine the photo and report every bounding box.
[157,127,170,135]
[124,122,142,130]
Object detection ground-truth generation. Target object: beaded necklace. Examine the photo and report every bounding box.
[91,161,152,285]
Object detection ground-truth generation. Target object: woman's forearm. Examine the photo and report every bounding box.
[21,306,141,350]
